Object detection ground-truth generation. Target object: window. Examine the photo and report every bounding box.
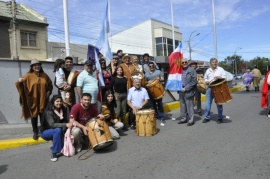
[155,37,163,44]
[21,31,37,47]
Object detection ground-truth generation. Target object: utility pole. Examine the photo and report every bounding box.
[188,31,200,60]
[11,0,19,60]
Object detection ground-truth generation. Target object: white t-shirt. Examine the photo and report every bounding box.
[55,68,65,84]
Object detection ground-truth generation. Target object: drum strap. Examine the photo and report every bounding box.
[78,144,95,160]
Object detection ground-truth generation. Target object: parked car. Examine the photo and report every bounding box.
[234,74,243,80]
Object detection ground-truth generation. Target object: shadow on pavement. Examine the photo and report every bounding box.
[0,164,8,175]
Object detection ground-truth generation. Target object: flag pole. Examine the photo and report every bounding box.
[108,0,112,58]
[170,0,175,50]
[212,0,218,59]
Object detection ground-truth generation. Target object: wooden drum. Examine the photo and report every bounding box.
[209,78,232,105]
[135,109,156,137]
[86,118,113,151]
[146,79,165,100]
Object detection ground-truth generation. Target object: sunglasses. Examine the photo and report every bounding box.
[182,61,188,64]
[149,65,154,67]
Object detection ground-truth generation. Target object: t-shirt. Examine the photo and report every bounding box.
[145,70,164,81]
[70,103,98,126]
[55,68,65,84]
[109,76,127,93]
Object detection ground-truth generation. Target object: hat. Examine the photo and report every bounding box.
[30,59,41,66]
[143,53,149,58]
[122,54,131,59]
[112,55,119,59]
[84,60,94,65]
[189,60,198,66]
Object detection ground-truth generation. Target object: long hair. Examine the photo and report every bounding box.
[112,65,124,77]
[103,90,116,114]
[46,94,65,111]
[53,59,65,72]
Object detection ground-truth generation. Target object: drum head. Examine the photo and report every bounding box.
[93,141,113,151]
[136,109,155,115]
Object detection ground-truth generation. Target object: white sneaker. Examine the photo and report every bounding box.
[51,154,58,162]
[76,145,82,153]
[171,117,176,121]
[268,115,270,118]
[160,122,165,126]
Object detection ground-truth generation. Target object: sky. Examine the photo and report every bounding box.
[13,0,270,62]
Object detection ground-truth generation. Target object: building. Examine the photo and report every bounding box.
[109,18,182,57]
[47,42,88,63]
[0,1,48,60]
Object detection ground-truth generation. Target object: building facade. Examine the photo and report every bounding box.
[109,18,182,57]
[0,1,48,60]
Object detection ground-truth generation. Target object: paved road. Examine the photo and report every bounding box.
[1,88,270,179]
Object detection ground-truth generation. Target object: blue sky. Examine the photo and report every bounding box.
[14,0,270,61]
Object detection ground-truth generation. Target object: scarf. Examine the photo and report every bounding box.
[54,109,64,120]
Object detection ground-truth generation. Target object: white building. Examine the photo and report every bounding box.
[109,18,182,57]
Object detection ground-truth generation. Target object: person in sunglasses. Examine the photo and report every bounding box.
[178,59,197,126]
[99,57,111,98]
[145,62,166,126]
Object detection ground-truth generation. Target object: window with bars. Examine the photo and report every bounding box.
[20,31,37,47]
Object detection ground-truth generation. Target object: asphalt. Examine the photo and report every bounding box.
[0,85,243,151]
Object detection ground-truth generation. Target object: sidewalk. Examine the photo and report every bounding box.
[0,85,243,151]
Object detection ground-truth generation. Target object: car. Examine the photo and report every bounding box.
[236,74,243,80]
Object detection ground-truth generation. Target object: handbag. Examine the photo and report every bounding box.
[61,127,75,157]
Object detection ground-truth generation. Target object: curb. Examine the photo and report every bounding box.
[0,137,47,151]
[0,85,243,151]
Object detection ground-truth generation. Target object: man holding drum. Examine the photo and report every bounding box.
[127,78,150,130]
[69,93,105,153]
[203,58,227,124]
[145,62,166,126]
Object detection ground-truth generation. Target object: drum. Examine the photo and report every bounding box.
[135,109,156,136]
[146,79,165,100]
[131,71,145,87]
[197,75,208,94]
[209,78,232,105]
[86,118,113,151]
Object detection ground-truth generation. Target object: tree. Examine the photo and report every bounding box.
[222,55,244,74]
[249,57,270,74]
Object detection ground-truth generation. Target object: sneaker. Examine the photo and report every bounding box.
[122,126,129,131]
[197,109,202,114]
[217,119,223,124]
[161,119,166,123]
[202,119,209,123]
[76,144,82,153]
[160,122,165,126]
[171,117,176,121]
[51,154,58,162]
[268,115,270,118]
[130,125,136,130]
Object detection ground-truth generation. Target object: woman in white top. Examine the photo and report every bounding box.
[53,59,71,105]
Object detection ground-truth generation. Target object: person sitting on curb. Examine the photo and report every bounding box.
[127,78,149,130]
[69,93,105,153]
[40,95,72,162]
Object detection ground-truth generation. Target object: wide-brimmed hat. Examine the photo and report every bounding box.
[30,59,41,66]
[189,60,198,66]
[122,54,131,59]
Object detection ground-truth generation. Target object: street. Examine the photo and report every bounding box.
[1,88,270,179]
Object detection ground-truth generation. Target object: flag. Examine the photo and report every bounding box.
[165,42,183,91]
[96,0,112,62]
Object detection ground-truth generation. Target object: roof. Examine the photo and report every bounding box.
[0,1,48,25]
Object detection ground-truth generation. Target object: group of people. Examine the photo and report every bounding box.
[15,52,166,162]
[18,51,263,162]
[242,65,262,92]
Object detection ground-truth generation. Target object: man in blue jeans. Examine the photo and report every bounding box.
[203,58,227,124]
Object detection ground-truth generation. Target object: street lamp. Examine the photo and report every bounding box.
[188,31,200,60]
[234,47,242,76]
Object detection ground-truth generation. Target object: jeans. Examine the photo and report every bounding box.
[40,128,63,154]
[114,92,127,123]
[204,88,223,120]
[150,97,165,120]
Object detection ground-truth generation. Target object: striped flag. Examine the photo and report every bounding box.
[165,42,183,91]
